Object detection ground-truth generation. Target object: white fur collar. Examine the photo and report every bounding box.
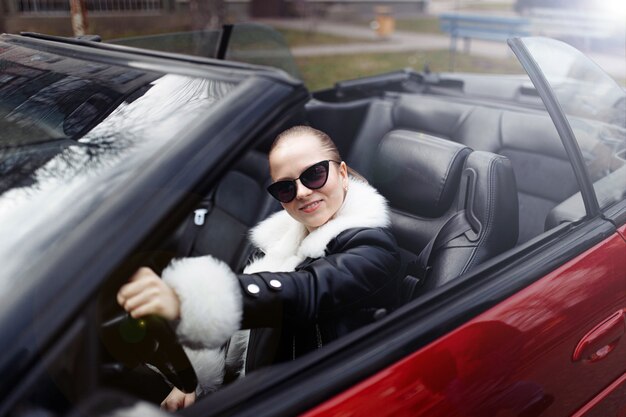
[244,179,389,273]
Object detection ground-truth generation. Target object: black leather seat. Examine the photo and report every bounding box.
[391,95,577,244]
[309,94,577,244]
[169,150,279,272]
[360,130,519,298]
[169,129,517,301]
[545,164,626,229]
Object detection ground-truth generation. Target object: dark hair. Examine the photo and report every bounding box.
[270,125,367,182]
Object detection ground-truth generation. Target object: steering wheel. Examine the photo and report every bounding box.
[101,313,198,394]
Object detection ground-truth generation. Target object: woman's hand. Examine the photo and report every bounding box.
[117,267,181,320]
[161,387,196,411]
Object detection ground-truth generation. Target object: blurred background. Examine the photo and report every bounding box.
[1,0,624,90]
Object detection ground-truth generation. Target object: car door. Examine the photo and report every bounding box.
[294,38,626,417]
[299,224,626,417]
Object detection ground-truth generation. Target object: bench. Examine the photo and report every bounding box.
[439,13,530,54]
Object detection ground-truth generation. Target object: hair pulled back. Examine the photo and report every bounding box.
[270,125,366,182]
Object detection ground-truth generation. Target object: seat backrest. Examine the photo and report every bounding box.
[362,130,518,296]
[392,95,576,244]
[168,150,278,272]
[545,164,626,229]
[328,95,576,245]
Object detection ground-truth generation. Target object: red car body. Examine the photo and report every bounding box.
[304,225,626,416]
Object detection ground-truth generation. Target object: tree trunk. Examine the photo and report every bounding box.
[189,0,226,31]
[69,0,89,36]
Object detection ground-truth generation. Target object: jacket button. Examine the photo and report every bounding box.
[247,284,260,296]
[269,279,282,289]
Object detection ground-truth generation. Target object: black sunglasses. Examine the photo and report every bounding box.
[267,160,341,203]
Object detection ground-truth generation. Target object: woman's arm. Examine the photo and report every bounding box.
[239,227,401,329]
[117,258,243,350]
[117,267,180,320]
[117,227,399,349]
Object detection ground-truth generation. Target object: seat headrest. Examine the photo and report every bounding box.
[370,130,471,217]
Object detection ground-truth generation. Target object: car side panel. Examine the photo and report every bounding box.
[570,224,626,417]
[571,372,626,417]
[300,230,626,417]
[618,224,626,243]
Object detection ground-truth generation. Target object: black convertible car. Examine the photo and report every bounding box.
[0,24,625,417]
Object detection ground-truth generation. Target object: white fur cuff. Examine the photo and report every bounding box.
[163,256,242,349]
[184,346,226,396]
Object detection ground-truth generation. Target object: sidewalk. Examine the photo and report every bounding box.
[262,18,626,80]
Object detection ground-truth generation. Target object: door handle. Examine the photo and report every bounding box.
[573,310,625,362]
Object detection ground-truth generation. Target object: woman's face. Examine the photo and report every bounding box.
[269,134,348,232]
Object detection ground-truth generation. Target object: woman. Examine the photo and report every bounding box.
[117,125,401,410]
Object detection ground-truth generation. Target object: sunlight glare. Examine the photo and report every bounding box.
[603,0,626,18]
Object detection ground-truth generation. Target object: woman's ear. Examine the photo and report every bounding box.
[340,162,349,191]
[340,161,348,179]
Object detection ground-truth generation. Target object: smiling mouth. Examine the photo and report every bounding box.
[300,200,322,213]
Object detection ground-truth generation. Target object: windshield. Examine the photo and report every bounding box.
[109,30,222,58]
[520,37,626,210]
[0,37,238,283]
[226,23,301,79]
[107,23,301,79]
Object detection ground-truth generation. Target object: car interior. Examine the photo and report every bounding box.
[163,122,520,294]
[165,88,583,278]
[50,63,619,414]
[93,82,596,405]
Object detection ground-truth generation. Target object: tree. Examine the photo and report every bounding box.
[69,0,89,36]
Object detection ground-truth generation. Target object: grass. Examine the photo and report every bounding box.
[106,27,375,58]
[295,50,525,91]
[276,28,377,47]
[457,2,514,12]
[394,17,443,34]
[101,25,372,47]
[96,26,190,41]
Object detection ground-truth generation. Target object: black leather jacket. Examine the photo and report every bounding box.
[235,226,401,372]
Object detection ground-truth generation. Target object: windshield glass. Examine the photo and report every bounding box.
[0,38,238,278]
[109,30,221,58]
[520,37,626,210]
[107,23,300,79]
[226,23,300,79]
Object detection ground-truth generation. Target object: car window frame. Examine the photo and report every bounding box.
[508,37,601,218]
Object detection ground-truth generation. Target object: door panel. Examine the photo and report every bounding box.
[301,230,626,417]
[571,224,626,416]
